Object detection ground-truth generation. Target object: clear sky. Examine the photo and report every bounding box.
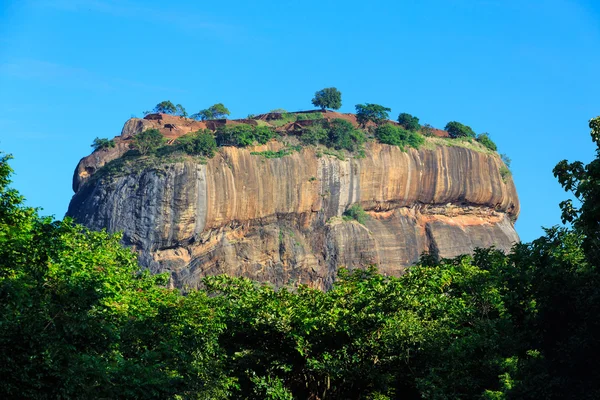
[1,0,599,243]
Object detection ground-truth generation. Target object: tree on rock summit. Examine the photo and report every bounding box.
[312,87,342,111]
[191,103,231,121]
[355,103,391,127]
[445,121,476,138]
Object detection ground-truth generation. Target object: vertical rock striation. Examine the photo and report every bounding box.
[68,137,519,290]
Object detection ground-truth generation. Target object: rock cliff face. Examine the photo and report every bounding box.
[68,118,519,290]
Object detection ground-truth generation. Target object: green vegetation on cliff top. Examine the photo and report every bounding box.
[94,94,502,183]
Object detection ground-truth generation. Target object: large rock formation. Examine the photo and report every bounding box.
[67,116,519,290]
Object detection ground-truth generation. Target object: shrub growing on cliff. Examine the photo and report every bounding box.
[299,119,365,151]
[343,203,369,224]
[91,137,115,151]
[130,128,166,155]
[215,124,275,147]
[326,118,366,151]
[312,87,342,111]
[476,133,497,151]
[355,103,391,127]
[300,124,328,146]
[176,130,217,157]
[397,112,421,131]
[445,121,476,138]
[375,124,425,150]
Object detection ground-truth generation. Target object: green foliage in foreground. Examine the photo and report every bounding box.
[1,116,600,398]
[375,124,425,150]
[0,153,233,399]
[91,137,115,151]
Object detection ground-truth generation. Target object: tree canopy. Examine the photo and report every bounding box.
[191,103,231,121]
[91,137,115,151]
[311,87,342,110]
[445,121,476,138]
[355,103,391,126]
[175,130,217,157]
[153,100,177,114]
[375,124,424,150]
[130,128,166,155]
[397,113,421,131]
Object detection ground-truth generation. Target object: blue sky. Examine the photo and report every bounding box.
[1,0,599,243]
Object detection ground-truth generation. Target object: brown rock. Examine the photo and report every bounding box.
[67,127,519,290]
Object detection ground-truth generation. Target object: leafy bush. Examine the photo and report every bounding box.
[0,153,232,399]
[343,203,369,224]
[397,113,421,131]
[91,137,115,151]
[299,119,365,151]
[355,103,391,126]
[175,130,217,157]
[311,87,342,110]
[130,129,166,155]
[476,133,497,151]
[445,121,476,138]
[326,118,366,151]
[299,124,328,146]
[215,124,275,147]
[191,103,231,121]
[375,124,425,150]
[499,165,511,182]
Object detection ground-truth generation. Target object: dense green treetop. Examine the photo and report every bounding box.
[175,130,217,158]
[153,100,177,115]
[375,124,424,150]
[445,121,476,138]
[476,132,498,151]
[311,87,342,110]
[192,103,231,121]
[355,103,392,126]
[397,113,421,131]
[91,137,115,152]
[130,128,166,155]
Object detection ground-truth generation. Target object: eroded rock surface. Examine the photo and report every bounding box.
[68,128,519,290]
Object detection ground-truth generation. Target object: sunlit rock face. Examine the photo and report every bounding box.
[68,120,519,290]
